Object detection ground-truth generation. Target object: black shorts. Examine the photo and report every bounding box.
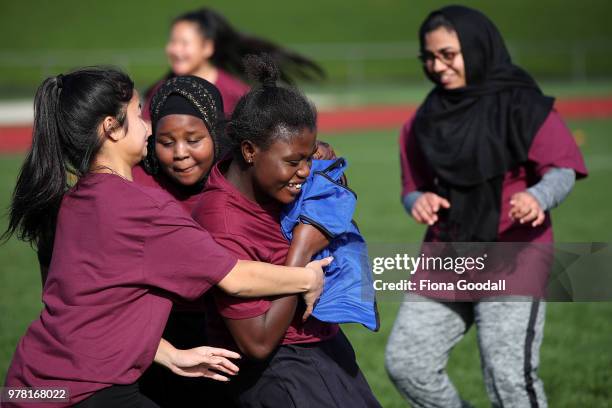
[73,382,158,408]
[231,330,381,408]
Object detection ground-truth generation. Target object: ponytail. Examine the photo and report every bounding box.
[201,8,324,84]
[4,76,67,249]
[3,67,133,262]
[227,54,317,155]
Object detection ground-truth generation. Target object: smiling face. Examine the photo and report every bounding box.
[165,21,214,76]
[247,128,317,205]
[155,114,215,186]
[423,27,466,89]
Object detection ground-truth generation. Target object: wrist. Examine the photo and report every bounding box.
[158,342,178,370]
[303,266,317,293]
[403,191,423,215]
[526,187,547,211]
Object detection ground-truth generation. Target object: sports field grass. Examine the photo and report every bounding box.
[0,117,611,406]
[1,0,612,96]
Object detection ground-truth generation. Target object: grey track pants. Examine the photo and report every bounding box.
[385,294,547,408]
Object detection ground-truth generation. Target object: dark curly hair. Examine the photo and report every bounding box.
[226,54,317,158]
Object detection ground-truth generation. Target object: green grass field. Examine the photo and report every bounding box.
[0,117,611,406]
[1,0,612,96]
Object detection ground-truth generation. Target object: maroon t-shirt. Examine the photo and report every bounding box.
[132,165,212,313]
[3,173,237,407]
[132,164,202,213]
[399,110,588,243]
[143,69,249,121]
[400,110,588,300]
[215,69,249,115]
[192,161,339,350]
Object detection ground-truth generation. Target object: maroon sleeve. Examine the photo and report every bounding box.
[217,70,250,116]
[399,118,435,197]
[528,110,588,179]
[211,233,272,320]
[143,201,237,301]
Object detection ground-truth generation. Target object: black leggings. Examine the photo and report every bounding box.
[72,383,159,408]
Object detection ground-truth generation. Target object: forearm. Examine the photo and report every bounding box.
[217,260,314,298]
[286,223,330,267]
[225,296,297,360]
[527,167,575,211]
[259,296,298,352]
[154,338,176,369]
[226,225,329,359]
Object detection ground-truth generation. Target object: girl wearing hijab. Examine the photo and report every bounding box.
[385,6,587,408]
[134,73,339,407]
[134,75,229,212]
[133,75,235,407]
[142,7,324,120]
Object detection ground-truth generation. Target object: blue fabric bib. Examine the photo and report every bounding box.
[281,159,379,331]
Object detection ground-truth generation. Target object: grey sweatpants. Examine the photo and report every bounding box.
[385,294,547,408]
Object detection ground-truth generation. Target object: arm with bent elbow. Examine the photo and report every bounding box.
[222,223,330,360]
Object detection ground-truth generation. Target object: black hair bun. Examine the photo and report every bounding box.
[244,54,280,87]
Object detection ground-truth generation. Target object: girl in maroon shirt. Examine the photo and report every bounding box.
[2,67,330,408]
[135,74,338,407]
[143,7,325,120]
[193,55,381,408]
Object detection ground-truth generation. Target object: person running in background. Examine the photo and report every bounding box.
[143,7,324,119]
[2,67,329,408]
[385,6,587,408]
[193,55,381,407]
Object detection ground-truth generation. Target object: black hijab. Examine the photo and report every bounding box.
[143,75,231,183]
[413,5,554,242]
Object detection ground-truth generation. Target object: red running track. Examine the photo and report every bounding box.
[1,97,612,153]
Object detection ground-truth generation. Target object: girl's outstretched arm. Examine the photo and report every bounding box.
[223,223,330,360]
[217,257,331,305]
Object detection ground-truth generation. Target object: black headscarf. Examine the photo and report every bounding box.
[412,5,554,242]
[143,75,231,181]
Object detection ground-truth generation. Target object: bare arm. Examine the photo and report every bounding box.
[286,223,331,266]
[222,224,331,360]
[217,258,330,304]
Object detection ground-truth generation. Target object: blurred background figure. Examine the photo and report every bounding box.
[143,7,325,119]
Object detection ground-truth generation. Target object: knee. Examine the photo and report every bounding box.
[384,345,431,388]
[384,337,414,381]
